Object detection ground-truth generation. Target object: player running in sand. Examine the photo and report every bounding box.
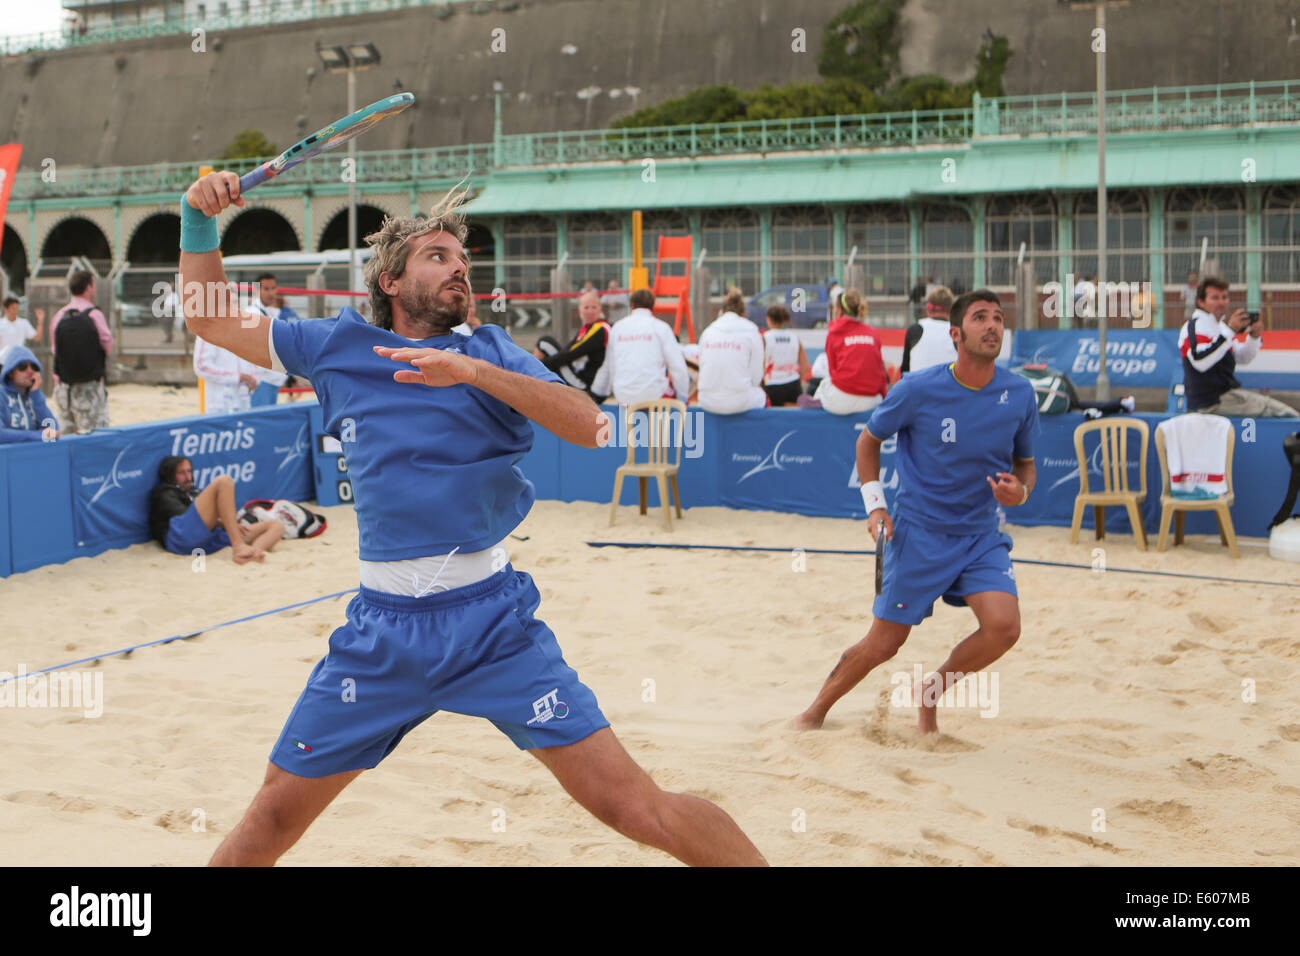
[179,171,766,866]
[793,290,1039,735]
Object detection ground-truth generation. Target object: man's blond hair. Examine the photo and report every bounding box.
[363,183,471,330]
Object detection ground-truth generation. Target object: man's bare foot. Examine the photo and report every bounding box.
[916,673,939,735]
[790,710,825,731]
[232,543,260,565]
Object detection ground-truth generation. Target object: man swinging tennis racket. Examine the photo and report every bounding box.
[793,290,1039,735]
[179,171,766,866]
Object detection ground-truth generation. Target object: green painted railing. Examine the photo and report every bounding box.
[0,0,477,56]
[11,145,492,200]
[9,79,1300,200]
[973,79,1300,136]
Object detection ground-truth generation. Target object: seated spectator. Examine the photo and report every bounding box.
[591,287,689,405]
[149,456,282,564]
[0,347,60,443]
[762,305,811,407]
[1180,275,1299,417]
[1,296,44,365]
[533,291,611,396]
[810,289,888,414]
[901,284,957,375]
[695,287,766,414]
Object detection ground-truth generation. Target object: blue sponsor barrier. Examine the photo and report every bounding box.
[1011,329,1300,391]
[3,401,1296,577]
[1,404,314,575]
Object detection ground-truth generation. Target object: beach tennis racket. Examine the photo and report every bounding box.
[874,533,886,596]
[237,92,415,193]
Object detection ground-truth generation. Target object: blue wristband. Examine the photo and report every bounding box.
[180,197,220,253]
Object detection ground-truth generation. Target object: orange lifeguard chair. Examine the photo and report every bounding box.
[650,235,694,343]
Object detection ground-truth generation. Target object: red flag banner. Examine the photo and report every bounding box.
[0,144,23,261]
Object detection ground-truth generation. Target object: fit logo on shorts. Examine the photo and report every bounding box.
[525,688,569,726]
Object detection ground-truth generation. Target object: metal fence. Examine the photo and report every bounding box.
[10,78,1300,199]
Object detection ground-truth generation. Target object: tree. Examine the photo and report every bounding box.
[816,0,907,92]
[219,130,278,161]
[612,86,748,129]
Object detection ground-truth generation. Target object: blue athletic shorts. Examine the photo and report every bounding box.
[269,565,609,778]
[164,503,231,556]
[872,515,1017,626]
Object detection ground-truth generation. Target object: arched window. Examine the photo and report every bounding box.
[1164,188,1245,284]
[985,194,1057,287]
[566,212,622,290]
[502,215,556,295]
[1263,185,1300,285]
[920,204,973,295]
[845,203,908,296]
[1072,190,1148,284]
[702,208,759,296]
[771,205,833,287]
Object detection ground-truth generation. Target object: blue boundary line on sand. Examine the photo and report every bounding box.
[0,588,359,685]
[585,541,1300,589]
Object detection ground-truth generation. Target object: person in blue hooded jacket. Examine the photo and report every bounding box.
[0,346,60,443]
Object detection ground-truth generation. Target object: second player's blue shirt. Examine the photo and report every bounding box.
[865,363,1039,535]
[272,309,563,561]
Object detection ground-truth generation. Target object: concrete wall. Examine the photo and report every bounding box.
[2,0,1297,172]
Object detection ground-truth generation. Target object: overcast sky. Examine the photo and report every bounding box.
[1,0,67,40]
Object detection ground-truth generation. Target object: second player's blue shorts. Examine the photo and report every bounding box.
[164,503,231,556]
[872,515,1018,626]
[270,565,609,778]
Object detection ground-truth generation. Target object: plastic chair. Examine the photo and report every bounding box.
[1068,418,1150,550]
[1155,417,1239,558]
[609,399,686,531]
[651,236,694,342]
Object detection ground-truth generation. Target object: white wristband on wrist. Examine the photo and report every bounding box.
[860,480,886,515]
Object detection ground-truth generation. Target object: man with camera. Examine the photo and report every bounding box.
[1179,276,1297,417]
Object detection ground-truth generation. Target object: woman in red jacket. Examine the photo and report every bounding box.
[812,288,888,414]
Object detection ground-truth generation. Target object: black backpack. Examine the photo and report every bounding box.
[53,308,106,385]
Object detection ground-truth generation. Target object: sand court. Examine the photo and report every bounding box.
[1,499,1297,866]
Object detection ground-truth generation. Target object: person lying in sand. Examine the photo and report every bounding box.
[149,455,283,564]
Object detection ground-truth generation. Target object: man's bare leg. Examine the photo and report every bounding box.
[916,591,1020,735]
[531,726,767,866]
[243,519,285,558]
[209,763,362,866]
[792,617,912,730]
[193,475,258,563]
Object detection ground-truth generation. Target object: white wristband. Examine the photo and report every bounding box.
[860,480,886,515]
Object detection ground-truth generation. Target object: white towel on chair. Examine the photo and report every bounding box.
[1159,414,1230,498]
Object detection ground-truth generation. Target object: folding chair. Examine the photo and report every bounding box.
[1068,418,1150,550]
[609,399,686,531]
[1155,417,1239,558]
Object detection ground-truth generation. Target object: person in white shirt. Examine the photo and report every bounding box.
[592,288,689,404]
[695,288,766,414]
[194,333,263,414]
[1,296,44,365]
[761,304,811,406]
[900,285,957,375]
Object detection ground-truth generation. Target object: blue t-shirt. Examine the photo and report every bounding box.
[272,309,563,560]
[865,363,1039,535]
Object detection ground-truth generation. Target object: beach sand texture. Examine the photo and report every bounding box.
[2,497,1296,866]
